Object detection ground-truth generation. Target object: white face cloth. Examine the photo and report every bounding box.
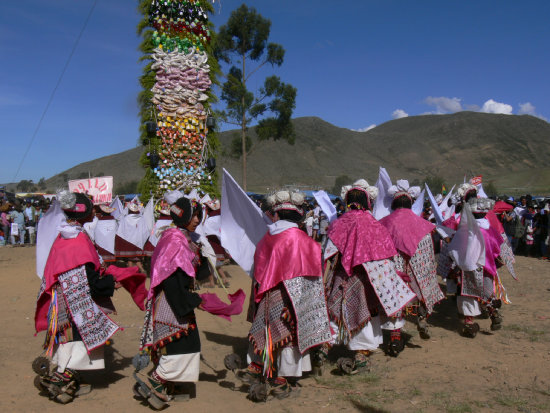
[448,204,485,271]
[94,219,118,254]
[115,198,155,249]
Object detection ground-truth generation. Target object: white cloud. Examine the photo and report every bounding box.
[517,102,548,121]
[424,96,462,113]
[352,124,376,132]
[480,99,513,114]
[392,109,408,119]
[518,102,536,115]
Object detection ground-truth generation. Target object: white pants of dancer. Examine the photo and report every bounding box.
[246,344,311,377]
[329,315,383,351]
[155,352,200,382]
[53,341,105,372]
[457,296,481,316]
[380,316,406,331]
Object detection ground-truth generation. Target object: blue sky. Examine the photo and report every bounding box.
[1,0,548,184]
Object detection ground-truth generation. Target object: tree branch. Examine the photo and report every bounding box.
[245,58,268,82]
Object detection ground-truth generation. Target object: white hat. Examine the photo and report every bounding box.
[468,197,495,214]
[387,179,421,201]
[266,189,305,215]
[457,183,477,200]
[341,179,378,202]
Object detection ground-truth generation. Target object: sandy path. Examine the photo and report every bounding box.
[1,246,549,412]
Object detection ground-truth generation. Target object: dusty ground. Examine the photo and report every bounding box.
[1,246,550,413]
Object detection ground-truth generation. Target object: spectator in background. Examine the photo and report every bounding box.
[24,201,37,244]
[1,203,10,244]
[523,205,536,257]
[319,212,329,245]
[335,199,346,217]
[304,209,314,237]
[533,205,547,258]
[501,202,521,253]
[544,202,550,260]
[312,202,320,241]
[9,204,26,245]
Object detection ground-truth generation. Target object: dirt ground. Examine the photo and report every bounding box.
[1,246,550,413]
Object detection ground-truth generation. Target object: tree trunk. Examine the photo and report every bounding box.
[241,54,247,191]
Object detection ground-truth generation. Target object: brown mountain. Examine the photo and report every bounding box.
[38,112,550,195]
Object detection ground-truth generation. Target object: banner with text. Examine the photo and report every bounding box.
[68,176,113,204]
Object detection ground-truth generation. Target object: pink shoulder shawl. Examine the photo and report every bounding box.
[379,208,435,258]
[327,210,397,276]
[148,228,196,299]
[254,227,321,302]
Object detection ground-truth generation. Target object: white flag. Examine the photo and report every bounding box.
[220,169,270,276]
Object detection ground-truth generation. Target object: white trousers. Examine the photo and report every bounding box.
[457,296,481,316]
[277,347,312,377]
[329,315,383,351]
[246,344,312,378]
[53,341,105,372]
[155,352,200,382]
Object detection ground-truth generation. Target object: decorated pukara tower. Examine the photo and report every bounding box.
[140,0,217,200]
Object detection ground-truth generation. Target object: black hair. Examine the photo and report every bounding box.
[64,193,93,221]
[464,190,477,203]
[391,194,413,210]
[346,189,370,210]
[276,209,303,224]
[472,212,487,219]
[170,197,192,227]
[192,203,203,222]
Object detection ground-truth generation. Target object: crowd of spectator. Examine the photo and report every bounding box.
[498,195,549,259]
[0,188,51,246]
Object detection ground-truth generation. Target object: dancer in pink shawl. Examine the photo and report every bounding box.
[320,180,416,373]
[448,196,514,337]
[33,190,120,404]
[134,195,204,409]
[379,180,444,353]
[241,189,331,401]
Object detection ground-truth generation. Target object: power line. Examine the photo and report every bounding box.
[12,0,99,182]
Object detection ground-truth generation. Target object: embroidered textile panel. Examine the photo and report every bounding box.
[409,234,445,313]
[283,277,331,354]
[362,259,416,317]
[437,241,454,277]
[499,240,517,280]
[151,292,194,347]
[326,267,373,339]
[58,266,119,351]
[461,268,494,301]
[248,286,293,353]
